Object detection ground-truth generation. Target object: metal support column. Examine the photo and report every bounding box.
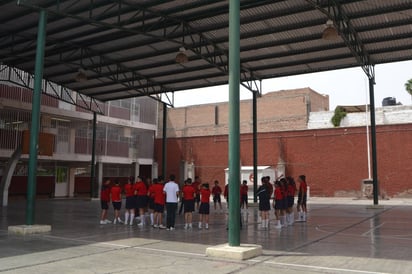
[26,10,47,225]
[90,112,97,198]
[228,0,241,247]
[252,91,258,203]
[368,76,379,205]
[162,103,167,178]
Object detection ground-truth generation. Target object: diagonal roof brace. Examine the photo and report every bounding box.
[16,0,262,95]
[0,65,105,114]
[305,0,375,80]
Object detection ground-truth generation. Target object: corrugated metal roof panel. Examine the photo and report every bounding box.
[0,0,410,103]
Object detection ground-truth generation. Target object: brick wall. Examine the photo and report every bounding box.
[154,123,412,197]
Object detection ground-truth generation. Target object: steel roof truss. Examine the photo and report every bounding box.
[0,65,104,114]
[306,0,374,79]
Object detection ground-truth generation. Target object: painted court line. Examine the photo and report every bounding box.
[362,222,386,236]
[264,261,390,274]
[45,234,205,257]
[132,245,205,257]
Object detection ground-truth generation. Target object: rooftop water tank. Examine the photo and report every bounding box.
[382,97,396,106]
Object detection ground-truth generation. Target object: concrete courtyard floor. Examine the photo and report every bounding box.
[1,197,412,274]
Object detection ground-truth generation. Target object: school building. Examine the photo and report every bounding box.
[0,80,157,200]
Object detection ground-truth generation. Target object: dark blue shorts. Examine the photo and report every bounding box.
[287,196,295,208]
[259,199,270,211]
[199,203,210,214]
[213,194,221,203]
[184,199,195,213]
[136,195,148,209]
[101,200,109,210]
[154,203,164,213]
[125,196,136,209]
[274,199,286,210]
[297,194,307,205]
[112,201,121,210]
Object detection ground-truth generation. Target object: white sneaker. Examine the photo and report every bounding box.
[117,219,124,224]
[205,224,209,230]
[113,219,117,224]
[137,222,143,227]
[170,227,175,231]
[100,220,107,225]
[104,219,112,224]
[153,224,159,228]
[184,224,188,230]
[198,223,202,229]
[189,223,193,229]
[159,225,166,229]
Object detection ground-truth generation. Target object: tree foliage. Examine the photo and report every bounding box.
[405,78,412,96]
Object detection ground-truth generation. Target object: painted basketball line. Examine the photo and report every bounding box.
[263,261,390,274]
[44,234,205,257]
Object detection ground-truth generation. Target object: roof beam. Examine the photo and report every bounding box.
[305,0,374,79]
[0,65,104,114]
[16,0,263,94]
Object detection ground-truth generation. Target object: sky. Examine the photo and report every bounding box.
[172,60,412,110]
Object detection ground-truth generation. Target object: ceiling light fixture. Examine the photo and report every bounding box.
[175,47,189,64]
[75,68,87,82]
[322,19,339,40]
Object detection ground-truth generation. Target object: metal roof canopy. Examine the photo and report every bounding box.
[1,0,412,107]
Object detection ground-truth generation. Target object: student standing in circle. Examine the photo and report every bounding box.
[111,180,123,224]
[182,178,195,229]
[134,176,148,227]
[124,176,135,225]
[192,176,201,211]
[163,174,179,230]
[286,176,297,225]
[100,178,112,224]
[297,175,308,222]
[273,179,284,229]
[240,180,249,212]
[212,180,223,212]
[150,177,166,229]
[198,183,211,229]
[257,177,270,229]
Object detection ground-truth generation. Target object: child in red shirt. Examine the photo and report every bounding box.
[149,177,166,229]
[110,180,123,224]
[286,176,297,225]
[198,183,211,229]
[100,178,111,224]
[297,175,308,222]
[124,176,135,225]
[212,180,222,212]
[273,179,286,229]
[240,180,249,211]
[182,179,195,229]
[134,176,148,227]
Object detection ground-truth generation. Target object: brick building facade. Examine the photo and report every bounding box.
[154,88,412,198]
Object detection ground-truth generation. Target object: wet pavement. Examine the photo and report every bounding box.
[1,197,412,273]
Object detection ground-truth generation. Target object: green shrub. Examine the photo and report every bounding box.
[331,106,347,127]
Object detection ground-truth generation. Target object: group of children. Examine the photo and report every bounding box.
[258,174,308,229]
[100,174,308,230]
[99,175,214,230]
